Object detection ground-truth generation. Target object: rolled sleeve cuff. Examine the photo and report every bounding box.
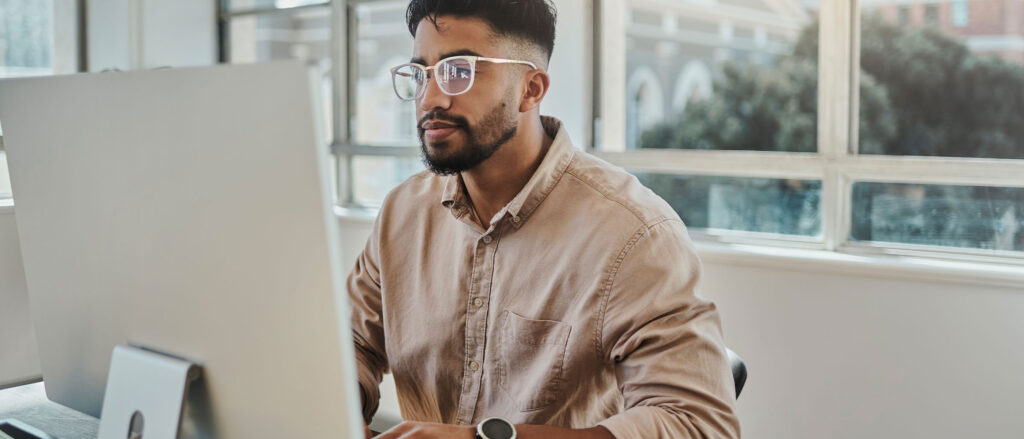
[597,406,690,439]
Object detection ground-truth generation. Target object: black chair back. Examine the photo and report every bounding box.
[726,348,747,398]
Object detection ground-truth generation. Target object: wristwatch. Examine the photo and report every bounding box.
[476,417,517,439]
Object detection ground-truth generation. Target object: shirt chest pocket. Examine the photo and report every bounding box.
[496,311,572,412]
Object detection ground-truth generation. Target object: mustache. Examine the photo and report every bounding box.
[418,111,469,130]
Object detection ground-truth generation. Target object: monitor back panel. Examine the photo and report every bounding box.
[0,61,363,438]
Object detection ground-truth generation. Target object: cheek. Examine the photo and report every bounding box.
[473,73,516,99]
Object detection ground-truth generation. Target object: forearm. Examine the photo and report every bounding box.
[373,422,616,439]
[514,425,615,439]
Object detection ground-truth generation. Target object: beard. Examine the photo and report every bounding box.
[418,100,518,176]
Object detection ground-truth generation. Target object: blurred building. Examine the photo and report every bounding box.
[862,0,1024,65]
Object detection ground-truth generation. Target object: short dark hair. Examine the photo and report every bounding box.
[406,0,557,62]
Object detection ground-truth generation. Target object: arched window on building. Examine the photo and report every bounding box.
[672,60,714,116]
[625,67,664,149]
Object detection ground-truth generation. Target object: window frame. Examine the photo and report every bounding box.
[330,0,421,206]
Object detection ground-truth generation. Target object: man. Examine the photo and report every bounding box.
[348,1,740,438]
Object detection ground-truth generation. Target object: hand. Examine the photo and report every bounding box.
[374,421,476,439]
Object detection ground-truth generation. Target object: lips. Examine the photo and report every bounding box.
[421,120,462,142]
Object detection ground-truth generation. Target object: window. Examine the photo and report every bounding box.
[852,183,1023,252]
[350,1,423,206]
[599,0,821,241]
[0,129,9,200]
[221,0,334,148]
[846,3,1024,255]
[600,0,1024,261]
[924,4,940,27]
[635,174,821,238]
[614,1,817,153]
[951,1,969,27]
[1,0,80,200]
[898,6,911,25]
[221,0,422,207]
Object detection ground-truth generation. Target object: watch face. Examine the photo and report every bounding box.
[480,418,515,439]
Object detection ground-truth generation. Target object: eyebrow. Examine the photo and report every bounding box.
[410,49,484,65]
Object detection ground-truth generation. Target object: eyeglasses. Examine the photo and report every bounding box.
[390,55,538,101]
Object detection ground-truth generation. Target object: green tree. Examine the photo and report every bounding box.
[641,14,1024,160]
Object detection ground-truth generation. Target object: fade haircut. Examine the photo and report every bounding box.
[406,0,557,63]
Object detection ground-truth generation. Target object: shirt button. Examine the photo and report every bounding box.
[511,216,521,224]
[473,298,483,307]
[469,361,480,371]
[482,235,493,244]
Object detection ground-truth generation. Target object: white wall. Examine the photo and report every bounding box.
[703,260,1024,438]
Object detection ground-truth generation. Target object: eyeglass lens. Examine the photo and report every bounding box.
[393,58,474,100]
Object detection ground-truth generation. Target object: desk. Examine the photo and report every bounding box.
[0,380,403,438]
[0,382,98,439]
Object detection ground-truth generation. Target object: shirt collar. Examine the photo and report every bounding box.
[440,173,469,217]
[439,116,576,228]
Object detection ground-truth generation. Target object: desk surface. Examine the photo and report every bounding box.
[0,380,404,438]
[0,382,98,439]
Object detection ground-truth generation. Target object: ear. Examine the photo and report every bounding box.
[518,69,550,113]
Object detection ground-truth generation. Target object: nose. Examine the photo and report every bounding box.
[418,72,452,112]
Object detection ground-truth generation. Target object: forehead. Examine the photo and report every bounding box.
[411,16,505,64]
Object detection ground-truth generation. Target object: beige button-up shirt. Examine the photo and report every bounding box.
[348,117,740,438]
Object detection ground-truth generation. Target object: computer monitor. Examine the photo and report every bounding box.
[0,61,364,438]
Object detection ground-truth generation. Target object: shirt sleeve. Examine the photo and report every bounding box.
[347,214,389,424]
[596,219,741,439]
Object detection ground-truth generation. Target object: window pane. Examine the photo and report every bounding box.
[951,1,969,27]
[1,0,57,198]
[352,155,423,206]
[857,4,1024,159]
[626,1,818,151]
[851,182,1024,252]
[0,151,11,199]
[226,0,328,13]
[634,173,821,237]
[0,0,54,78]
[354,1,417,146]
[228,8,333,142]
[229,8,331,63]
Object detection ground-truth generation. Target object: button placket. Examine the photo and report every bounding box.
[456,234,496,424]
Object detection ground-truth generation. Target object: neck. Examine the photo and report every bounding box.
[461,115,552,228]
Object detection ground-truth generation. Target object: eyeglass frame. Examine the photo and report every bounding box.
[389,55,539,101]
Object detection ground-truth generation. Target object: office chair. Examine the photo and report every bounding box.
[726,347,747,398]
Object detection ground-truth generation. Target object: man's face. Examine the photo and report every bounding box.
[411,16,523,175]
